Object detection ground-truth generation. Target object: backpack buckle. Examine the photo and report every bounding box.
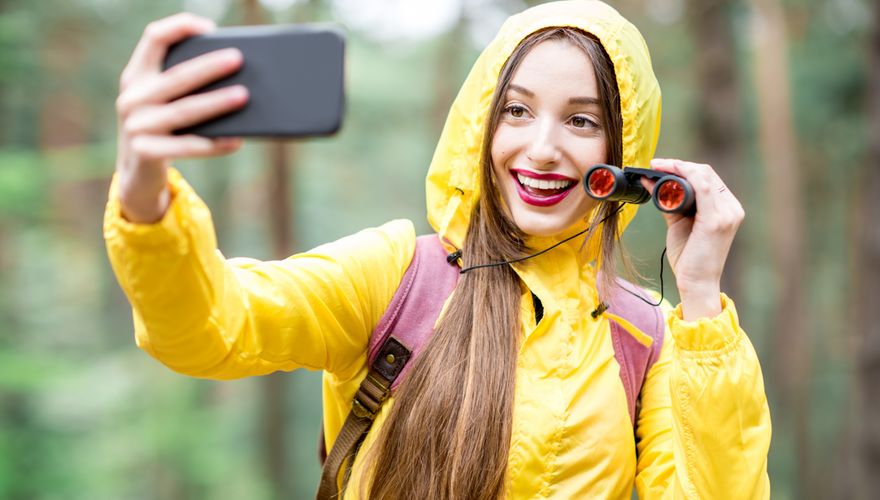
[351,372,390,421]
[352,397,378,420]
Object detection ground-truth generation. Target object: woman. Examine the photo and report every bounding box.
[105,1,771,498]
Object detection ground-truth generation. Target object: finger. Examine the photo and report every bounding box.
[121,13,216,89]
[652,159,744,232]
[650,159,720,197]
[649,159,723,221]
[638,176,656,192]
[117,48,243,116]
[124,84,249,135]
[651,158,728,193]
[129,134,243,161]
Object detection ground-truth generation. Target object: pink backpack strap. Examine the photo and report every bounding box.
[600,276,666,425]
[316,234,459,499]
[367,234,460,391]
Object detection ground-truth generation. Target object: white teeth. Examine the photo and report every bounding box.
[516,173,573,190]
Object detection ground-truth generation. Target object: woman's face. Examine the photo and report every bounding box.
[490,39,607,237]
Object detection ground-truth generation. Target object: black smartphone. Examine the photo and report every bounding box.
[162,24,345,138]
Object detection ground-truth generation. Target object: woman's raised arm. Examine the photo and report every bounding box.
[115,12,248,223]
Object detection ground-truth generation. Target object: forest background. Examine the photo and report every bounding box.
[1,0,877,498]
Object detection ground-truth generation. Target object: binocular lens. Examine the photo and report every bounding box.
[656,179,685,211]
[588,169,616,198]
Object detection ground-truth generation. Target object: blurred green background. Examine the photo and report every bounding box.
[1,0,877,498]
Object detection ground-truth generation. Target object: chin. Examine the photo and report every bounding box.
[511,213,576,238]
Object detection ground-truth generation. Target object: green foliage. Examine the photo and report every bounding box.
[0,9,39,85]
[0,149,49,220]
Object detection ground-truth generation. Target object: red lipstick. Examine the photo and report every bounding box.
[510,169,578,207]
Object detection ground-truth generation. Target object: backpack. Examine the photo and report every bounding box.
[316,234,665,499]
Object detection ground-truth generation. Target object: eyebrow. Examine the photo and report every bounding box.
[508,84,600,105]
[569,96,601,105]
[508,84,534,97]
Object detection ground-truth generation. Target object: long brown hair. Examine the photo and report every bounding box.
[363,27,624,500]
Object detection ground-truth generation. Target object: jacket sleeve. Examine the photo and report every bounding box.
[633,294,772,499]
[103,168,416,380]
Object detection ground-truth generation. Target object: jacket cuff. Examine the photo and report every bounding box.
[668,293,742,353]
[103,168,193,254]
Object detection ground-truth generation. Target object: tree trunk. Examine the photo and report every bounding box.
[40,17,95,233]
[432,12,465,137]
[240,1,294,498]
[684,0,743,299]
[264,140,297,499]
[748,0,810,496]
[852,3,880,497]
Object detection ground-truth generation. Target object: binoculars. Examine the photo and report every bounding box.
[583,164,696,215]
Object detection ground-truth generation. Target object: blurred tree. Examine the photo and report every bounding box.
[684,0,743,299]
[432,6,465,137]
[237,0,324,497]
[235,2,294,498]
[748,0,810,496]
[852,2,880,497]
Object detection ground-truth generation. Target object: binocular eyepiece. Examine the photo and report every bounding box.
[584,164,696,216]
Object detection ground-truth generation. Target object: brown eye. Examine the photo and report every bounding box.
[505,105,526,118]
[570,115,597,129]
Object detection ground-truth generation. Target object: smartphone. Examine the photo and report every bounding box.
[162,24,345,138]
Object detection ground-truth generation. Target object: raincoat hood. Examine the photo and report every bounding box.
[426,0,662,252]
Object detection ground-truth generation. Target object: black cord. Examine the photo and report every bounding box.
[591,246,666,315]
[459,204,625,274]
[452,202,668,309]
[622,246,666,308]
[459,226,589,273]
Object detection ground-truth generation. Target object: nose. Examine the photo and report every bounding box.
[526,118,562,167]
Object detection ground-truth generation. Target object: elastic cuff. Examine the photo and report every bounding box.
[668,293,742,352]
[103,168,191,253]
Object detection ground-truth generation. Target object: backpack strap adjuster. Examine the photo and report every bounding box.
[351,372,391,421]
[350,337,412,420]
[352,393,381,420]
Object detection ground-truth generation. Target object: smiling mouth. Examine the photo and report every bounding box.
[511,170,578,207]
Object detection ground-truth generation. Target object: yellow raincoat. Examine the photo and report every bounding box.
[104,1,771,498]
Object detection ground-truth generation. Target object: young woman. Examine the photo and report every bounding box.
[105,1,771,498]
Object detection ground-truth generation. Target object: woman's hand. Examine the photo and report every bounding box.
[115,13,249,223]
[640,158,745,321]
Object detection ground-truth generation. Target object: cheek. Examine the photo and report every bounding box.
[490,156,512,193]
[576,141,609,175]
[490,126,517,169]
[595,137,610,164]
[490,141,505,170]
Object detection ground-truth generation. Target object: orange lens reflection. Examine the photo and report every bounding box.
[657,180,685,210]
[588,169,615,197]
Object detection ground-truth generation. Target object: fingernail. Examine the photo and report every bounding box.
[227,84,248,98]
[220,47,243,63]
[217,137,242,148]
[224,85,248,106]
